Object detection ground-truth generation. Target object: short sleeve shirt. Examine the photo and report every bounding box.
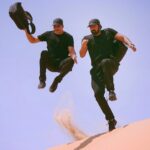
[38,31,74,60]
[83,28,118,66]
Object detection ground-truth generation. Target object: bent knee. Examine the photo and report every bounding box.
[60,57,74,71]
[66,57,74,65]
[64,57,74,68]
[101,59,111,66]
[40,50,48,58]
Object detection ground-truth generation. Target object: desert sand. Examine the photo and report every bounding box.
[48,119,150,150]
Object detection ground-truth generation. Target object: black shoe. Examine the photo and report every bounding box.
[108,119,117,131]
[38,81,46,89]
[49,76,62,92]
[109,90,117,101]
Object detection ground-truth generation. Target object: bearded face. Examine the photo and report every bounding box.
[91,29,100,35]
[89,24,101,36]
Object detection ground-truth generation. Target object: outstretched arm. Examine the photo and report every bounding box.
[80,39,88,58]
[115,33,137,52]
[24,29,40,43]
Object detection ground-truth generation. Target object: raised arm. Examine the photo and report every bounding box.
[24,29,40,43]
[114,33,137,52]
[80,39,88,58]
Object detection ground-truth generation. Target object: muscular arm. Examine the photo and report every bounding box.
[24,29,40,43]
[79,39,88,58]
[114,33,137,51]
[68,46,77,64]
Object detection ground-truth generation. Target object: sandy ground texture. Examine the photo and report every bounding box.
[48,117,150,150]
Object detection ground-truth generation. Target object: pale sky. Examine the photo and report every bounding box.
[1,0,150,150]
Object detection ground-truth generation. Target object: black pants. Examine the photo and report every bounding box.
[91,58,119,121]
[39,50,74,82]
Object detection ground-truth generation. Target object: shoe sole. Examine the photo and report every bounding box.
[109,96,117,101]
[38,85,46,89]
[49,84,58,93]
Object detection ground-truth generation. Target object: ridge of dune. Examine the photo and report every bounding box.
[48,119,150,150]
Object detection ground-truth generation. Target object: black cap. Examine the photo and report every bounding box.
[88,19,100,27]
[53,18,63,26]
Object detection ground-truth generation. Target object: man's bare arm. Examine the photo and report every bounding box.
[24,29,40,43]
[80,39,88,58]
[115,33,137,52]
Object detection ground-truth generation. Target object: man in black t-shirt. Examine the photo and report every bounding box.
[80,19,136,131]
[24,18,77,92]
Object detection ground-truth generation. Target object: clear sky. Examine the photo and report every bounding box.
[1,0,150,150]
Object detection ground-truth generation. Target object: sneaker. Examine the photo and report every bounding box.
[49,76,62,92]
[109,90,117,101]
[38,81,46,89]
[108,119,117,131]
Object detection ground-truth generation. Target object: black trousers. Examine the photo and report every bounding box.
[39,50,74,82]
[91,58,119,121]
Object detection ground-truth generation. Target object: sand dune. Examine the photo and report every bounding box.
[48,119,150,150]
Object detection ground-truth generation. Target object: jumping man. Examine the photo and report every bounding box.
[80,19,136,131]
[24,18,77,92]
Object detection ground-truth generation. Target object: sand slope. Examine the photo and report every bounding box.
[48,119,150,150]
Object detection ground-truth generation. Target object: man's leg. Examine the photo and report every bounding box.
[91,73,117,131]
[100,59,119,100]
[38,51,48,89]
[49,57,74,92]
[38,50,60,89]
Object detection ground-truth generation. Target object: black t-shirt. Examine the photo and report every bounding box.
[83,28,118,66]
[38,31,74,60]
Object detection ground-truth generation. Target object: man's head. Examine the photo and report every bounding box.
[88,19,102,36]
[52,18,64,34]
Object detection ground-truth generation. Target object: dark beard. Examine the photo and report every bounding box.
[91,30,100,36]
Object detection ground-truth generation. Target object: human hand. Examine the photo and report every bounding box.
[129,43,137,52]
